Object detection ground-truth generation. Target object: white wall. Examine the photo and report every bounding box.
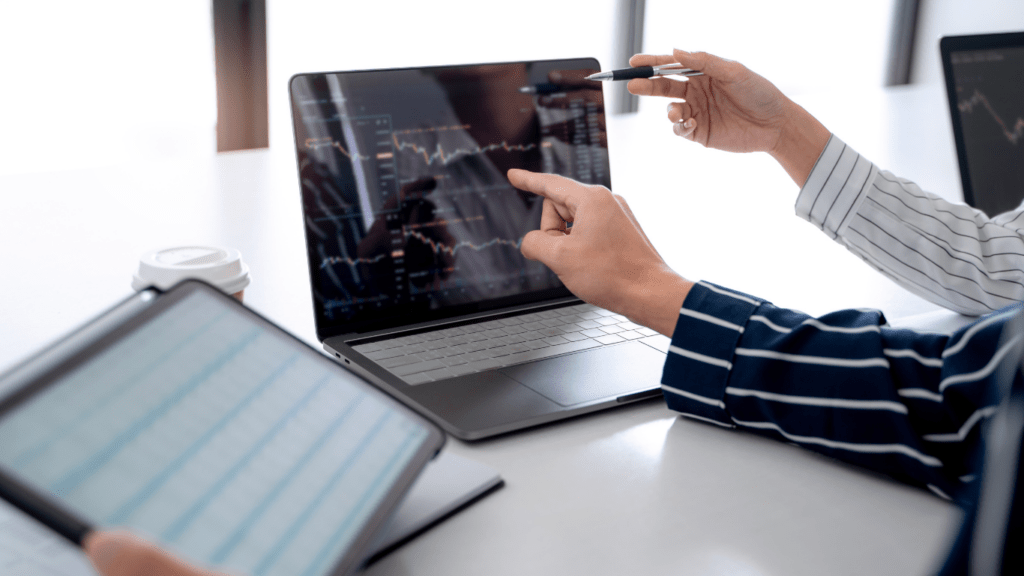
[265,0,904,151]
[9,0,985,178]
[911,0,1024,85]
[265,0,619,152]
[641,0,896,102]
[0,2,216,176]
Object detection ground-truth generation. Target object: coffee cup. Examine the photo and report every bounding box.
[132,246,251,301]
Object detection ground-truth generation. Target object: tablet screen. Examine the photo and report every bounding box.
[942,34,1024,215]
[0,284,441,576]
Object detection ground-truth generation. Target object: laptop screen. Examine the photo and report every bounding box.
[290,58,610,338]
[941,33,1024,216]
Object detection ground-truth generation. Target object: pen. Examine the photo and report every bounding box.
[0,468,93,546]
[585,64,704,82]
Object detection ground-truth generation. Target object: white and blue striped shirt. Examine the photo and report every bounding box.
[661,280,1022,499]
[661,134,1024,569]
[796,135,1024,316]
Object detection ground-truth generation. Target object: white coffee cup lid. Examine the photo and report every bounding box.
[131,246,251,294]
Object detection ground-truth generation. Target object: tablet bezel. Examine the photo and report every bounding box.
[940,31,1024,211]
[0,280,446,576]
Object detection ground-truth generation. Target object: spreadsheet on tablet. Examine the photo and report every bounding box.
[0,291,430,576]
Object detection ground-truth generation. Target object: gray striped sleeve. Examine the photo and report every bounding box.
[795,135,876,239]
[795,135,1024,316]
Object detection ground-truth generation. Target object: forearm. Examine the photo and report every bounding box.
[617,267,693,337]
[768,99,831,187]
[797,136,1024,315]
[661,281,1021,498]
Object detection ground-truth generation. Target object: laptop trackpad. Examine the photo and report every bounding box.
[500,341,665,407]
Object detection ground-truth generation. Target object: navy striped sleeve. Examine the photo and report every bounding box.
[660,281,760,427]
[661,280,1024,498]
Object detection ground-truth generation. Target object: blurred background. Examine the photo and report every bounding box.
[1,0,1022,177]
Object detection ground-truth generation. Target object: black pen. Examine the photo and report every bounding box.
[586,64,704,81]
[0,467,93,546]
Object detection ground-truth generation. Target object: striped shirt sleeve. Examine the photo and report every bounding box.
[795,135,1024,316]
[661,280,1024,498]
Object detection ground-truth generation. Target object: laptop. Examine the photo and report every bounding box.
[940,31,1024,216]
[289,58,671,440]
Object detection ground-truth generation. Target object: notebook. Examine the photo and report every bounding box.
[289,58,671,440]
[940,31,1024,216]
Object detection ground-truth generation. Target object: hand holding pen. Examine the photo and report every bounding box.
[618,49,801,156]
[585,64,704,82]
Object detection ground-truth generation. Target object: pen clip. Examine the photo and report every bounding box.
[654,64,696,73]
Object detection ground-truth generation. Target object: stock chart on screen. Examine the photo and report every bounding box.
[290,59,608,334]
[949,45,1024,215]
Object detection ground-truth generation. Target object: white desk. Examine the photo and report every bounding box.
[0,83,968,575]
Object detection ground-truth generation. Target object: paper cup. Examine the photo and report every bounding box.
[132,246,250,301]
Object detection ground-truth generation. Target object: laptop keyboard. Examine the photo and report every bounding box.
[351,303,665,385]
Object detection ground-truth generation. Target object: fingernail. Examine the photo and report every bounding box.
[88,534,124,573]
[685,119,694,128]
[666,103,673,114]
[672,122,684,136]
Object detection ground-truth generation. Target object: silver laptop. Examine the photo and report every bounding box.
[289,58,670,440]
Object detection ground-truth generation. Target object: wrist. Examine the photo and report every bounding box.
[769,99,831,187]
[619,266,693,337]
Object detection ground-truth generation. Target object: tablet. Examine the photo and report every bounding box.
[0,280,445,576]
[940,31,1024,215]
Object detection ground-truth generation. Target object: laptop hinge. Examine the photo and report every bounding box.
[342,298,584,345]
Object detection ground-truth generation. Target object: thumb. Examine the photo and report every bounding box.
[520,229,565,267]
[85,531,217,576]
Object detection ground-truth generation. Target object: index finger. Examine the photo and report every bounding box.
[628,53,679,67]
[507,169,583,209]
[627,76,692,99]
[540,196,571,233]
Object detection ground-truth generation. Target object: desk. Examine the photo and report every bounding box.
[0,84,966,575]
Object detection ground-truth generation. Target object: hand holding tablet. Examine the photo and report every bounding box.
[86,531,226,576]
[0,281,445,576]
